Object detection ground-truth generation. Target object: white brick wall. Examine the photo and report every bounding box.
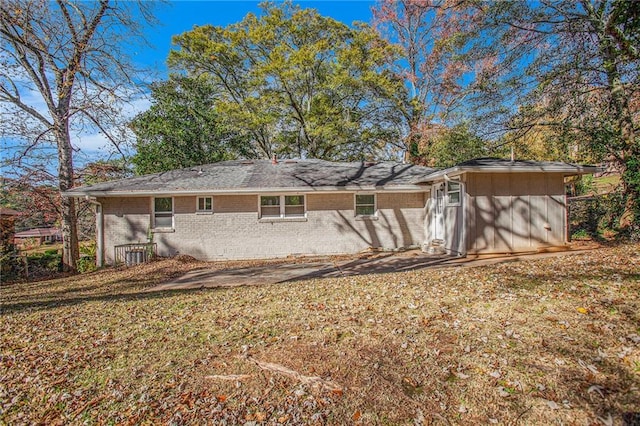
[99,192,427,263]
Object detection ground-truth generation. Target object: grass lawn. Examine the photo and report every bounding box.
[1,244,639,425]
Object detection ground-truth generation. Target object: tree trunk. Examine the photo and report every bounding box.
[596,14,638,230]
[56,126,79,272]
[619,155,640,231]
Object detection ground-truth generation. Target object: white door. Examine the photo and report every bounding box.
[433,183,445,241]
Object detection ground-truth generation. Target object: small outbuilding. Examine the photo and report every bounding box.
[13,227,62,248]
[63,158,597,266]
[416,158,597,255]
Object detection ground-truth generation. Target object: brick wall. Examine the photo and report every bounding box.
[101,197,150,264]
[99,192,427,262]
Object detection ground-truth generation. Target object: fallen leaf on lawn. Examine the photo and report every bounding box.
[545,400,560,410]
[597,413,613,426]
[352,410,361,421]
[587,385,605,398]
[578,359,599,374]
[498,387,510,397]
[577,307,588,314]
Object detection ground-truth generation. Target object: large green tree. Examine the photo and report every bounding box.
[427,124,486,168]
[467,0,639,230]
[130,75,250,174]
[168,2,405,161]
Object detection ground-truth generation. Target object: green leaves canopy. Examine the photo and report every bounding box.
[130,75,249,174]
[168,2,405,161]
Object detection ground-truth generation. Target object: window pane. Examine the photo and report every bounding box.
[261,196,279,206]
[155,197,172,212]
[449,192,460,204]
[284,205,305,217]
[355,194,375,216]
[356,194,375,205]
[285,195,303,206]
[261,206,280,217]
[447,181,460,192]
[155,213,172,228]
[198,197,212,211]
[356,205,375,216]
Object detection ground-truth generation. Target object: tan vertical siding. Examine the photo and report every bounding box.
[471,173,494,252]
[510,177,532,249]
[466,172,567,253]
[546,174,567,245]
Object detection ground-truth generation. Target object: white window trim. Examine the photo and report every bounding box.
[152,196,174,230]
[354,193,377,218]
[196,196,213,214]
[446,181,461,206]
[258,194,307,220]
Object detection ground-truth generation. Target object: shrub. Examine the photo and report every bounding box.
[571,229,590,240]
[78,242,97,273]
[568,192,625,239]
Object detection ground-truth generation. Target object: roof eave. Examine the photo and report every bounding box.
[414,165,600,183]
[62,184,429,198]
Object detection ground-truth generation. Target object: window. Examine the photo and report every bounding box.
[260,196,281,217]
[447,181,461,205]
[197,196,213,213]
[260,195,306,218]
[284,195,305,217]
[355,194,376,217]
[153,197,173,229]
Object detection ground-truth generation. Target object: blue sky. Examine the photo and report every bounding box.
[136,1,377,76]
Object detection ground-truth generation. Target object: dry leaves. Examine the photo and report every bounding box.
[1,243,639,424]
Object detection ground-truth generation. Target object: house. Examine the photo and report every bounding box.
[13,227,62,248]
[63,158,596,266]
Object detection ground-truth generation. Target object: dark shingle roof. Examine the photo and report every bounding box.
[64,158,598,197]
[66,160,437,196]
[414,157,599,182]
[455,158,586,169]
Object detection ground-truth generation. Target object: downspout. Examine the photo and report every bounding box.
[85,197,104,268]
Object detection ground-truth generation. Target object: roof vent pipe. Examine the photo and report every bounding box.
[272,155,278,165]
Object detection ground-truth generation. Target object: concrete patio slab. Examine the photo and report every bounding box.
[147,243,598,292]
